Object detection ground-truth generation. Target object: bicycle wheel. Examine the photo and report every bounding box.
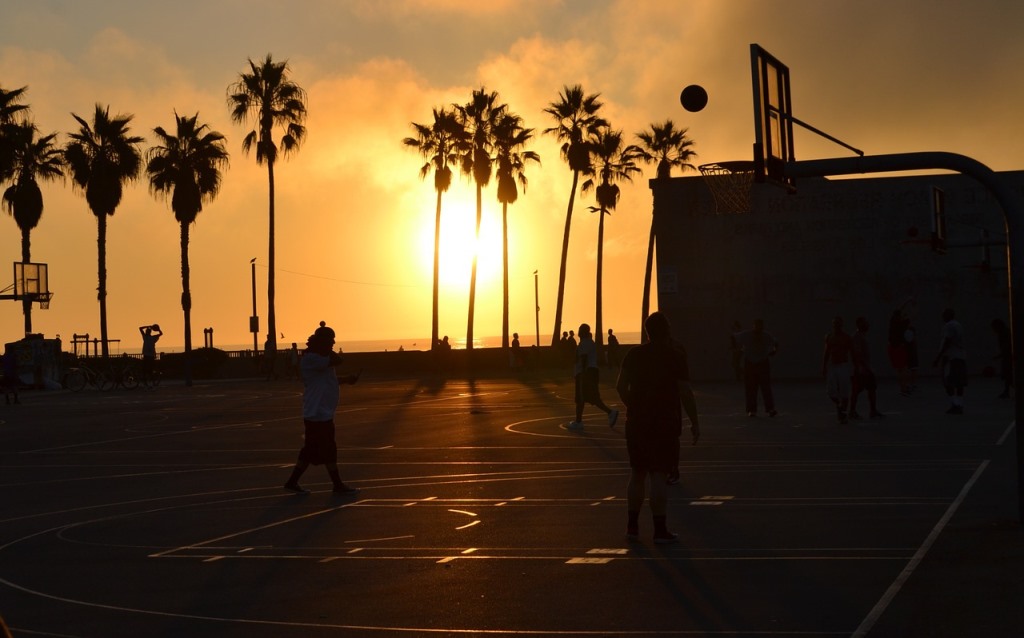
[121,368,139,390]
[151,370,162,387]
[65,368,86,392]
[96,370,113,391]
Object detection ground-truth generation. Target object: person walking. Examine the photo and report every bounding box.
[822,316,853,424]
[992,318,1012,398]
[933,308,967,414]
[139,324,162,388]
[734,319,778,417]
[849,316,883,419]
[283,323,361,495]
[568,323,619,430]
[615,311,700,544]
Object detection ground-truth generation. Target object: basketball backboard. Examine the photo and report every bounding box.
[751,43,795,191]
[14,262,51,307]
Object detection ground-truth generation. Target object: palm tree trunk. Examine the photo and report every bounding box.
[97,214,109,359]
[640,219,655,343]
[502,202,509,349]
[267,160,277,356]
[551,170,580,346]
[431,189,442,350]
[21,229,31,335]
[181,222,193,387]
[595,208,605,354]
[466,184,482,350]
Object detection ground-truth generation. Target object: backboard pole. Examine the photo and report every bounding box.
[787,151,1024,524]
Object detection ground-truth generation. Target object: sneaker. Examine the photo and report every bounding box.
[653,530,679,544]
[283,483,310,494]
[767,409,778,418]
[666,474,680,485]
[848,410,863,420]
[608,409,619,428]
[333,484,360,495]
[567,421,583,430]
[626,526,640,541]
[870,411,885,419]
[747,411,756,418]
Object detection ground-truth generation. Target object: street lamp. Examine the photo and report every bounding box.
[250,258,258,353]
[534,270,540,347]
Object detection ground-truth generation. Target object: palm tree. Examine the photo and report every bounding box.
[64,104,144,359]
[227,54,307,356]
[2,122,64,334]
[454,87,506,350]
[402,107,463,351]
[635,120,697,340]
[146,112,229,386]
[0,85,30,183]
[581,127,640,352]
[492,112,539,349]
[542,85,607,346]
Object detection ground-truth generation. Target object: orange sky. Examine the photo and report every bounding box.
[0,0,1021,351]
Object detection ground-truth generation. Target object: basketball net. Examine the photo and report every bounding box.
[699,161,755,214]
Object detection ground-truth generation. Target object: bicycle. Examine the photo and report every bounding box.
[104,357,140,390]
[63,363,109,392]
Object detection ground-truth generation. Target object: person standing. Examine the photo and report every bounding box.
[734,319,778,417]
[283,323,361,495]
[849,316,883,419]
[887,309,912,396]
[992,318,1012,398]
[568,323,618,430]
[606,328,621,368]
[932,308,968,414]
[139,324,162,387]
[822,316,853,424]
[615,311,699,544]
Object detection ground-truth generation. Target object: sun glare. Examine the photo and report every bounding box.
[418,194,503,292]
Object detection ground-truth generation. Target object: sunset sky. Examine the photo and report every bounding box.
[0,0,1021,352]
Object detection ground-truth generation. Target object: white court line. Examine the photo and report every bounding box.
[996,420,1015,446]
[851,459,990,637]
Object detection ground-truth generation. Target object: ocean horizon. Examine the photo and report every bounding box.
[108,331,644,356]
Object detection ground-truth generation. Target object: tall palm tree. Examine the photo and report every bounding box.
[581,127,640,351]
[146,112,229,386]
[64,104,144,359]
[2,122,64,334]
[635,120,697,340]
[543,85,607,346]
[493,112,539,349]
[402,107,463,351]
[454,87,506,350]
[227,54,307,356]
[0,85,30,183]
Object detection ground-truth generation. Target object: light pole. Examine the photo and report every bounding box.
[250,258,258,353]
[534,270,540,347]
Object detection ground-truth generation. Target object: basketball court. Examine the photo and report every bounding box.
[0,372,1019,636]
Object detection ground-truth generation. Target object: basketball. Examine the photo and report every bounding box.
[680,84,708,112]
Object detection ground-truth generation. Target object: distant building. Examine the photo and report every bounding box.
[651,170,1023,380]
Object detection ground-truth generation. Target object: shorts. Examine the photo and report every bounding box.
[852,370,877,393]
[943,359,968,389]
[574,368,601,404]
[298,419,338,465]
[626,423,679,474]
[887,343,908,370]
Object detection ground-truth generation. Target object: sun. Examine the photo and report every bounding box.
[418,193,503,291]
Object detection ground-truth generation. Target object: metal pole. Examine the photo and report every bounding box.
[788,151,1024,523]
[534,270,540,347]
[250,258,258,353]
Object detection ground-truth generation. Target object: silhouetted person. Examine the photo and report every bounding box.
[992,318,1012,398]
[568,323,618,430]
[887,309,912,396]
[2,349,19,405]
[510,332,522,368]
[823,316,853,424]
[606,328,620,368]
[288,342,300,380]
[139,324,162,387]
[734,319,778,417]
[849,316,883,419]
[284,323,360,495]
[615,311,699,544]
[933,308,967,414]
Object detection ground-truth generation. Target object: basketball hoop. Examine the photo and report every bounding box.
[699,161,755,214]
[38,292,52,310]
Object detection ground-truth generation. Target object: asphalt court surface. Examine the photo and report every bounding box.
[0,372,1019,637]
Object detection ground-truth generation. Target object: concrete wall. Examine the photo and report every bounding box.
[651,170,1024,381]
